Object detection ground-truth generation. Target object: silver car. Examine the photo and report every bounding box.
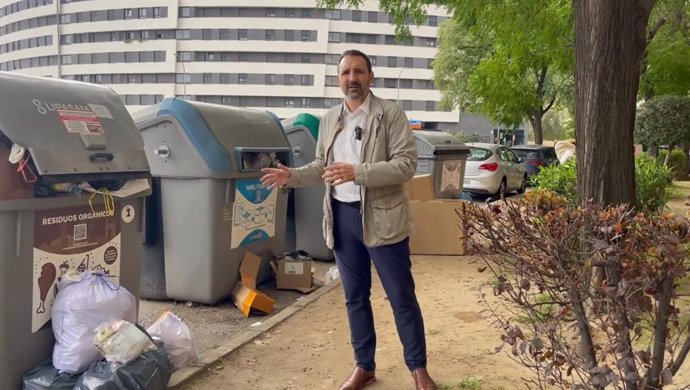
[463,143,527,197]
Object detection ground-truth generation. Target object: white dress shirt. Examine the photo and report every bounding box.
[330,93,371,203]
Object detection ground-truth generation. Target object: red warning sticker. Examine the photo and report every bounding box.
[57,109,106,135]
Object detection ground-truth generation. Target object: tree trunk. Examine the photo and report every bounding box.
[664,143,675,167]
[573,0,655,208]
[683,143,690,178]
[530,110,544,145]
[649,144,659,158]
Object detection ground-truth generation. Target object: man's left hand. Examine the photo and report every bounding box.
[323,162,356,186]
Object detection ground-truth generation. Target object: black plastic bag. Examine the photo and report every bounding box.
[74,348,173,390]
[22,360,80,390]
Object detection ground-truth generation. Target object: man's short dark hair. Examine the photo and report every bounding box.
[338,49,372,73]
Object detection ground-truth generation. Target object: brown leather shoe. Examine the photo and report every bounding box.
[337,367,376,390]
[412,368,436,390]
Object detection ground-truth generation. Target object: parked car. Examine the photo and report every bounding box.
[510,145,559,181]
[463,143,527,197]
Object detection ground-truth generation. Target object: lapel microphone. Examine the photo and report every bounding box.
[354,126,363,141]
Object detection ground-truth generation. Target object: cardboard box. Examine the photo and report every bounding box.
[409,199,466,255]
[405,174,435,201]
[271,257,315,293]
[231,251,274,317]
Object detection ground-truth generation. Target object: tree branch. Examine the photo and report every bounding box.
[647,16,667,42]
[646,277,674,388]
[670,332,690,375]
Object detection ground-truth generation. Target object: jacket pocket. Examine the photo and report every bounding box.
[369,192,407,241]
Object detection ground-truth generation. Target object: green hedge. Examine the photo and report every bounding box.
[532,154,673,213]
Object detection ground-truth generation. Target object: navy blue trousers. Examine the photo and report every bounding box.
[331,198,427,371]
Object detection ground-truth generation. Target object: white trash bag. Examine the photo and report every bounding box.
[52,272,137,374]
[95,320,155,365]
[146,311,198,371]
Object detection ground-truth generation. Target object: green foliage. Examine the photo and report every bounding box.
[635,95,690,148]
[532,159,577,204]
[433,0,573,139]
[640,0,690,98]
[453,132,481,143]
[657,149,688,180]
[635,154,673,213]
[533,155,674,212]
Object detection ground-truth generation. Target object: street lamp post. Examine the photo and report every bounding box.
[173,52,187,100]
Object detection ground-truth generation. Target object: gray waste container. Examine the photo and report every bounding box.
[134,98,291,304]
[281,113,333,261]
[412,130,470,199]
[0,72,151,390]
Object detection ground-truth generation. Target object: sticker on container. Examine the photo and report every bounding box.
[231,178,277,249]
[88,104,113,119]
[121,205,135,224]
[440,160,462,193]
[285,262,304,275]
[57,109,106,135]
[31,205,121,333]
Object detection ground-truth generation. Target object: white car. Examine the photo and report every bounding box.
[463,143,527,197]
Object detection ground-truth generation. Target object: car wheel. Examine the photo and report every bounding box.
[517,175,527,194]
[496,178,507,199]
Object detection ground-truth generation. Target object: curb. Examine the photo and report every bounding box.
[168,278,343,388]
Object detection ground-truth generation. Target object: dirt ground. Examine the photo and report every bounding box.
[170,184,690,390]
[178,255,538,390]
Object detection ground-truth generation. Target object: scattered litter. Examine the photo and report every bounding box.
[250,322,262,327]
[146,311,198,371]
[95,320,154,365]
[325,266,340,282]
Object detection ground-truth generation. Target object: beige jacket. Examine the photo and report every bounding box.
[288,94,417,249]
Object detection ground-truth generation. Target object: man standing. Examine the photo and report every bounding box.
[261,49,436,390]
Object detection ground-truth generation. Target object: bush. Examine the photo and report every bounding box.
[454,132,482,143]
[532,159,577,205]
[532,154,673,212]
[636,154,673,213]
[464,194,690,389]
[657,149,688,180]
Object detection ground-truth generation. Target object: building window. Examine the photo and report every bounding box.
[179,7,191,17]
[266,74,275,85]
[238,74,247,84]
[266,8,276,17]
[325,9,341,20]
[239,29,248,40]
[203,73,213,84]
[427,59,434,69]
[61,55,72,65]
[426,38,436,47]
[404,57,413,68]
[301,98,310,107]
[153,7,162,18]
[220,29,230,40]
[285,98,295,107]
[139,8,148,18]
[428,15,437,27]
[325,76,337,86]
[175,30,190,40]
[426,101,435,111]
[176,51,190,62]
[325,54,339,65]
[265,30,275,41]
[301,30,310,41]
[368,11,378,23]
[352,10,361,21]
[301,75,310,85]
[301,54,310,63]
[328,32,341,43]
[125,9,134,19]
[176,73,191,84]
[301,9,311,18]
[141,30,150,40]
[285,75,294,85]
[370,56,377,65]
